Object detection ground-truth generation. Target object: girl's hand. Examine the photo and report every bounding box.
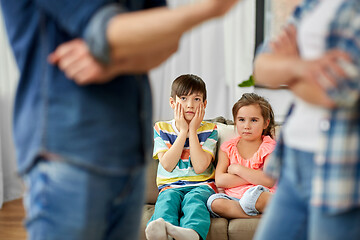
[217,187,225,194]
[189,103,205,132]
[227,164,245,176]
[174,102,188,133]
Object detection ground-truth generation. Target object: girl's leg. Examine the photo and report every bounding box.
[209,187,271,219]
[211,198,252,219]
[239,185,271,216]
[255,191,272,213]
[207,193,247,218]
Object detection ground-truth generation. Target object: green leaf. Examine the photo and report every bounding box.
[238,75,255,87]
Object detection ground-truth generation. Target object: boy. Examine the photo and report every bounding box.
[145,74,218,240]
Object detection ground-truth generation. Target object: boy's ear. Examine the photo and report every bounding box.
[169,97,176,109]
[203,100,207,108]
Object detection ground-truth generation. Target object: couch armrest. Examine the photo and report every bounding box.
[145,159,159,204]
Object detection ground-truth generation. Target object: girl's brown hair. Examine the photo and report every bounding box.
[232,93,276,138]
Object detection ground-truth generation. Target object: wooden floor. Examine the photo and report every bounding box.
[0,199,27,240]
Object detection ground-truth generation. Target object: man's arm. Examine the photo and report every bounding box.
[254,53,344,108]
[49,0,239,85]
[253,25,350,109]
[48,38,178,85]
[106,0,239,61]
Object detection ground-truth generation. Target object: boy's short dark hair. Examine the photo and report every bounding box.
[170,74,207,101]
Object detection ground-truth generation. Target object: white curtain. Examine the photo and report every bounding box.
[150,0,255,122]
[0,6,23,208]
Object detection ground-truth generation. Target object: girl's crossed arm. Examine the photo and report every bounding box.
[227,157,275,188]
[215,150,249,189]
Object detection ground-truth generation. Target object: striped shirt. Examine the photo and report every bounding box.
[153,120,218,192]
[263,0,360,215]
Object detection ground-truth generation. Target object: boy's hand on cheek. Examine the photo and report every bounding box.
[174,102,188,133]
[189,103,205,132]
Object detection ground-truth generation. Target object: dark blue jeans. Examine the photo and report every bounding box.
[254,146,360,240]
[23,160,145,240]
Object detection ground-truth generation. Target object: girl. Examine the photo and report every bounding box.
[207,93,276,218]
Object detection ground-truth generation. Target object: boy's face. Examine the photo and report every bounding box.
[170,92,207,122]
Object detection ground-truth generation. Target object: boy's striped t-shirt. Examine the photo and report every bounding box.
[153,119,218,192]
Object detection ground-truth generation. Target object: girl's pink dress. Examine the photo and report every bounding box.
[221,135,276,199]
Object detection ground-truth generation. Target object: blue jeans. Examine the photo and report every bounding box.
[23,160,145,240]
[254,146,360,240]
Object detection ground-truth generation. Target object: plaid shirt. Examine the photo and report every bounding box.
[264,0,360,215]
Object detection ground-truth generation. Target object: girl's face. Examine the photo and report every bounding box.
[235,104,269,141]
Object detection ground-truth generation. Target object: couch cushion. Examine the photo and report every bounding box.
[228,218,260,240]
[207,217,229,240]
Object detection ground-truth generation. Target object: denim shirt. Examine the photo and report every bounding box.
[0,0,166,175]
[261,0,360,214]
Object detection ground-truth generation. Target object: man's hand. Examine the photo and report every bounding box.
[270,24,299,57]
[269,25,351,91]
[292,50,351,90]
[49,38,179,85]
[189,103,205,132]
[48,39,117,85]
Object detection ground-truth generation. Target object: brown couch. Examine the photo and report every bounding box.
[140,117,261,240]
